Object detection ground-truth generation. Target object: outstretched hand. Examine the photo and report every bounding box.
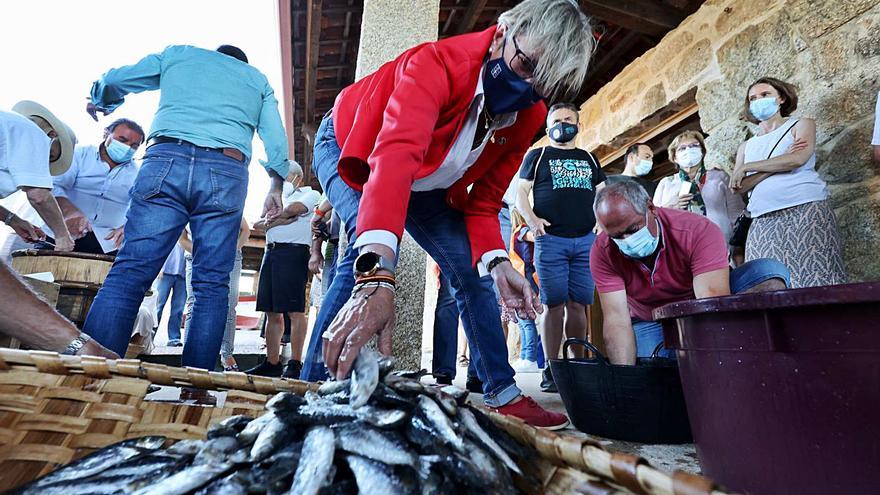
[322,285,395,380]
[491,261,542,322]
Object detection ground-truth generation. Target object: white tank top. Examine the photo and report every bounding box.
[744,119,827,218]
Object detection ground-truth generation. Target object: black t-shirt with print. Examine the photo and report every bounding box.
[519,146,606,238]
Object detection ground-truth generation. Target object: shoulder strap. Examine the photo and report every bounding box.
[766,119,800,160]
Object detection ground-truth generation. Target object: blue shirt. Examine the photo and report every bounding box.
[49,144,139,253]
[90,45,289,178]
[162,244,187,277]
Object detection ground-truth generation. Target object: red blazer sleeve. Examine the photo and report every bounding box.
[355,46,451,243]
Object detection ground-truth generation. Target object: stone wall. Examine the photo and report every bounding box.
[571,0,880,281]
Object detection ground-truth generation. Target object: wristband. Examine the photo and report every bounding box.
[353,281,396,295]
[313,208,327,217]
[487,256,509,273]
[2,211,14,225]
[355,274,397,287]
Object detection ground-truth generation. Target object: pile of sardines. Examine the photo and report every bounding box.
[12,349,539,495]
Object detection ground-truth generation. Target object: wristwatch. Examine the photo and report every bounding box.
[354,251,396,278]
[61,334,92,356]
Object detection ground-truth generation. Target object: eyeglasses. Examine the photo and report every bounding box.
[676,143,702,153]
[509,36,537,80]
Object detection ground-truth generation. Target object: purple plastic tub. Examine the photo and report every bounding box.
[654,282,880,495]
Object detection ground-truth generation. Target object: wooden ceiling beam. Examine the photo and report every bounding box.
[580,0,686,36]
[302,0,324,179]
[454,0,488,35]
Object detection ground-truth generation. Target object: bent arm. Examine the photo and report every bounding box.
[179,228,193,254]
[693,268,731,299]
[22,187,71,241]
[256,84,290,179]
[742,119,816,174]
[236,218,251,251]
[90,50,164,113]
[599,290,637,365]
[516,179,538,224]
[0,262,80,351]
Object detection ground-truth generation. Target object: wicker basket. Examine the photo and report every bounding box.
[0,349,731,494]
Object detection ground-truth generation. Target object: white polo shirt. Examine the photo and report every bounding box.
[0,110,52,199]
[266,184,321,245]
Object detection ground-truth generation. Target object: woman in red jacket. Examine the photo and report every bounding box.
[303,0,594,430]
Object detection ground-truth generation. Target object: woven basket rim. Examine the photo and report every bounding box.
[0,348,733,495]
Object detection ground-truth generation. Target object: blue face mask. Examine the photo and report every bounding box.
[612,212,660,259]
[106,138,136,163]
[635,159,652,176]
[483,38,541,116]
[749,97,780,122]
[548,122,578,143]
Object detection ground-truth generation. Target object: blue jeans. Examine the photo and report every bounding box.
[517,264,544,365]
[632,258,792,358]
[185,251,242,360]
[156,273,187,342]
[432,272,477,379]
[534,232,597,306]
[83,142,247,369]
[301,114,520,407]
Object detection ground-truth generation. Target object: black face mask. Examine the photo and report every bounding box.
[548,122,578,143]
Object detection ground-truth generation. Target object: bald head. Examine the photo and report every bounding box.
[594,180,658,240]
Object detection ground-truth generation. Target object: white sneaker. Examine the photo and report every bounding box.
[512,359,540,373]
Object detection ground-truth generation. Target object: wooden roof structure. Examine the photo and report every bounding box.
[280,0,705,185]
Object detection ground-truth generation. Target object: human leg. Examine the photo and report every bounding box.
[220,251,242,368]
[730,258,791,294]
[432,271,459,381]
[155,275,175,337]
[167,274,187,340]
[632,320,673,358]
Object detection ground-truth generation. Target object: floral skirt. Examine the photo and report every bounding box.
[745,200,847,288]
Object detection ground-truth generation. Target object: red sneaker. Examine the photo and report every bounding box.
[492,395,570,430]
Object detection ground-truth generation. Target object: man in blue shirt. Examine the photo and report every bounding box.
[82,45,289,370]
[36,118,145,255]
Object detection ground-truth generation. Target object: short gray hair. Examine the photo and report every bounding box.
[594,180,650,218]
[498,0,596,101]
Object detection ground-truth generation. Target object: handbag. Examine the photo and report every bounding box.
[728,119,800,247]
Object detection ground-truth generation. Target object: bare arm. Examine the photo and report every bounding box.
[693,268,731,299]
[515,179,550,236]
[179,228,193,254]
[278,201,309,220]
[236,217,251,251]
[598,290,637,365]
[873,145,880,165]
[22,187,73,251]
[0,262,117,358]
[741,119,817,174]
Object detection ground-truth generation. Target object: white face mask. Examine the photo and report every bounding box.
[677,148,703,169]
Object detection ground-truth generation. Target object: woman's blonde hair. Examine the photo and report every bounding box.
[667,130,707,166]
[498,0,596,101]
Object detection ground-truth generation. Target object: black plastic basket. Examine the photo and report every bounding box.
[550,338,693,444]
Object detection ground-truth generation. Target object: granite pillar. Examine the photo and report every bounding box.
[355,0,440,371]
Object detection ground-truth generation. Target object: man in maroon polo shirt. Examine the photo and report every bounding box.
[590,180,790,365]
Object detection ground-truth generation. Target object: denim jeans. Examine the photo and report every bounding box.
[301,114,520,407]
[517,264,544,365]
[83,142,247,370]
[185,252,242,360]
[632,257,792,358]
[432,271,477,379]
[534,232,597,306]
[156,273,187,342]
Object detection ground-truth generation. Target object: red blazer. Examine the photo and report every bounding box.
[332,26,547,266]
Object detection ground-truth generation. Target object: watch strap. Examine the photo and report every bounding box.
[61,334,92,356]
[487,256,509,273]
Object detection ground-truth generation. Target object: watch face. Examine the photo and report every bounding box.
[355,252,380,274]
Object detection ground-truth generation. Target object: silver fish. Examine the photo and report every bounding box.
[422,386,459,416]
[334,423,416,465]
[194,436,240,464]
[377,356,395,377]
[317,378,350,396]
[384,374,425,395]
[289,426,335,495]
[417,395,465,453]
[236,411,275,445]
[207,415,252,439]
[346,454,416,495]
[249,413,289,462]
[464,438,512,490]
[32,453,187,495]
[166,438,204,456]
[265,391,306,414]
[195,472,248,495]
[21,436,166,490]
[349,347,380,408]
[439,385,469,405]
[459,408,521,475]
[131,461,233,495]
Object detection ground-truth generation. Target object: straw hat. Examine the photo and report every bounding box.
[12,100,77,176]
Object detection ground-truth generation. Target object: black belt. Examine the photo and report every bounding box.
[148,136,245,162]
[266,242,309,250]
